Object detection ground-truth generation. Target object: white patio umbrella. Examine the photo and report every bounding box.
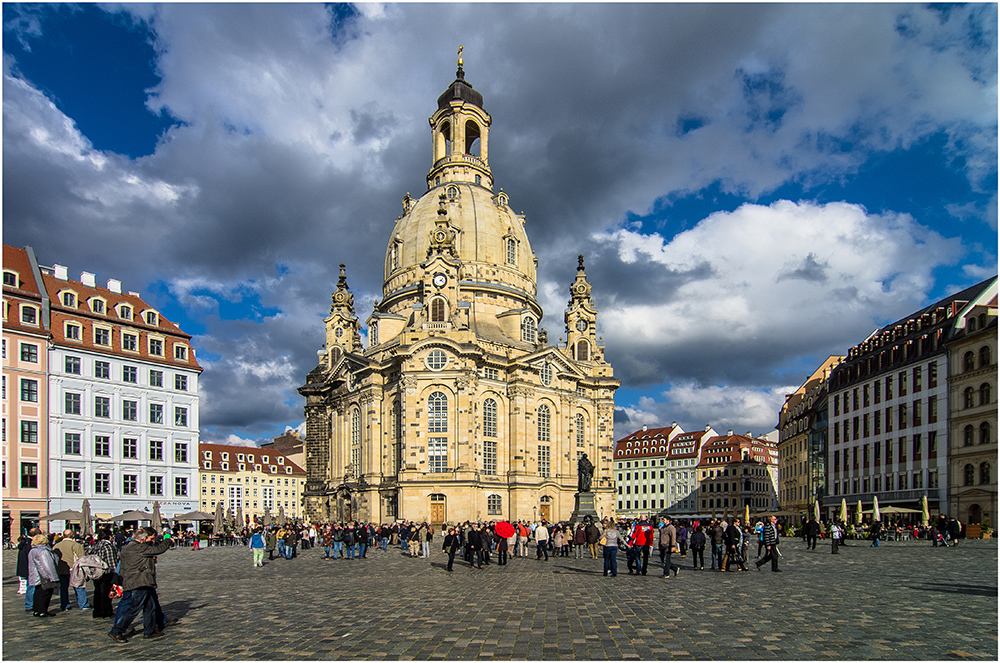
[872,496,881,522]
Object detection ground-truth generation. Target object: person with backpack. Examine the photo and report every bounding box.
[249,528,266,567]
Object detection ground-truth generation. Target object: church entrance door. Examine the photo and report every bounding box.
[539,504,550,522]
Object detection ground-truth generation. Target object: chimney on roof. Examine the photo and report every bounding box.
[54,264,68,280]
[671,421,677,428]
[81,272,96,288]
[108,279,121,294]
[746,431,752,437]
[727,430,734,436]
[642,424,648,432]
[705,424,711,431]
[128,291,140,298]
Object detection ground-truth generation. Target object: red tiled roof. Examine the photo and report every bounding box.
[198,442,305,475]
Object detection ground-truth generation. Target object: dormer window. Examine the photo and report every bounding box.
[145,310,159,326]
[21,305,38,325]
[285,467,292,474]
[521,316,536,343]
[203,451,212,459]
[221,462,229,471]
[238,463,246,471]
[203,461,211,469]
[262,456,269,464]
[277,457,284,465]
[174,345,188,361]
[237,453,245,462]
[90,298,106,314]
[65,322,82,341]
[61,292,77,307]
[2,271,18,287]
[221,452,229,460]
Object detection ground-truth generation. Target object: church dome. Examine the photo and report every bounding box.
[380,68,537,316]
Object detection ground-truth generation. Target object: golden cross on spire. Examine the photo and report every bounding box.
[457,45,464,68]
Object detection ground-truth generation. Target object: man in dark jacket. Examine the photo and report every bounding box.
[585,521,601,559]
[108,527,171,643]
[755,516,781,572]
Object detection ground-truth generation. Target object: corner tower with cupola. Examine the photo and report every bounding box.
[300,52,619,526]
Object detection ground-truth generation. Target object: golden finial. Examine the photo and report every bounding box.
[457,45,464,68]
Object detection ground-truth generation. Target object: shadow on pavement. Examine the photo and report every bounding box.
[908,582,998,597]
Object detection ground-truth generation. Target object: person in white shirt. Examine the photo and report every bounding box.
[534,522,549,561]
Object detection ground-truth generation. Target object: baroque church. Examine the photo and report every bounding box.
[299,56,619,526]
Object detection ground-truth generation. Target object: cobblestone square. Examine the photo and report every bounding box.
[3,539,997,660]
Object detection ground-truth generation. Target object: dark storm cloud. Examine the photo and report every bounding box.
[3,3,994,441]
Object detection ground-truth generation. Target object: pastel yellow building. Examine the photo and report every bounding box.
[299,60,619,526]
[198,442,306,523]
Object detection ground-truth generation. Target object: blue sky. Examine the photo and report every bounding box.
[3,3,996,445]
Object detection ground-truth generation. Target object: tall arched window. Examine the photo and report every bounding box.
[506,238,516,265]
[576,339,589,361]
[430,298,446,322]
[428,392,448,433]
[576,413,585,447]
[521,317,536,343]
[980,345,992,368]
[964,351,976,372]
[964,387,976,408]
[980,422,991,446]
[964,464,975,486]
[483,398,497,438]
[441,121,452,156]
[964,425,975,446]
[465,120,481,155]
[369,321,379,347]
[980,462,991,485]
[487,494,502,515]
[351,408,361,478]
[392,399,402,474]
[980,383,991,406]
[537,404,551,442]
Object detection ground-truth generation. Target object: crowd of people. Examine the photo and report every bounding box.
[12,509,975,644]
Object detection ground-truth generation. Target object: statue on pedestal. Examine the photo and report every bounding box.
[578,453,594,493]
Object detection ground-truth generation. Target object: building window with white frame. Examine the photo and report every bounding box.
[95,473,111,494]
[95,435,111,457]
[537,404,551,442]
[175,375,188,391]
[94,327,111,346]
[123,333,138,352]
[123,474,138,495]
[122,400,138,421]
[538,444,551,477]
[175,442,188,463]
[150,403,164,424]
[150,475,164,496]
[95,361,110,379]
[175,406,188,427]
[428,392,448,433]
[65,356,81,374]
[65,323,82,341]
[95,396,111,418]
[65,432,81,455]
[123,365,138,383]
[174,345,188,361]
[123,437,137,459]
[428,437,448,473]
[175,476,188,497]
[521,316,536,343]
[20,421,38,444]
[20,343,37,362]
[576,413,585,447]
[20,379,38,402]
[65,471,81,493]
[150,439,163,461]
[149,338,164,356]
[351,408,361,477]
[149,370,163,387]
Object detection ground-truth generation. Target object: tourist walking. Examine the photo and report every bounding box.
[249,528,266,567]
[89,529,119,619]
[724,519,748,572]
[602,522,621,577]
[659,517,680,578]
[690,524,706,569]
[755,516,782,572]
[28,533,60,618]
[108,527,171,642]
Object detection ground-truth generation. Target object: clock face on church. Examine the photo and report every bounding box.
[576,319,588,332]
[432,274,447,288]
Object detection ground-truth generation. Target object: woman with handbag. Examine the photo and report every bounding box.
[28,533,60,617]
[88,528,120,619]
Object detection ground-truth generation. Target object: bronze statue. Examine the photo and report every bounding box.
[578,453,594,493]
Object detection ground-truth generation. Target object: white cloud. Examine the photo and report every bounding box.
[205,433,260,448]
[593,200,964,385]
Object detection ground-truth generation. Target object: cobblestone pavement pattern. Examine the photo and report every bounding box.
[3,539,997,660]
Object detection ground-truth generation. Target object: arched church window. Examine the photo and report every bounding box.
[980,383,991,407]
[484,398,497,438]
[428,392,448,433]
[540,363,552,386]
[981,462,991,485]
[430,298,446,322]
[506,238,517,265]
[981,422,991,445]
[964,387,975,409]
[521,317,536,344]
[446,185,459,201]
[487,494,502,515]
[981,346,992,368]
[576,413,585,447]
[369,322,378,347]
[537,404,551,442]
[576,339,589,361]
[964,464,975,486]
[351,408,361,477]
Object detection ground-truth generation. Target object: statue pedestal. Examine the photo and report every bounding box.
[570,491,599,525]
